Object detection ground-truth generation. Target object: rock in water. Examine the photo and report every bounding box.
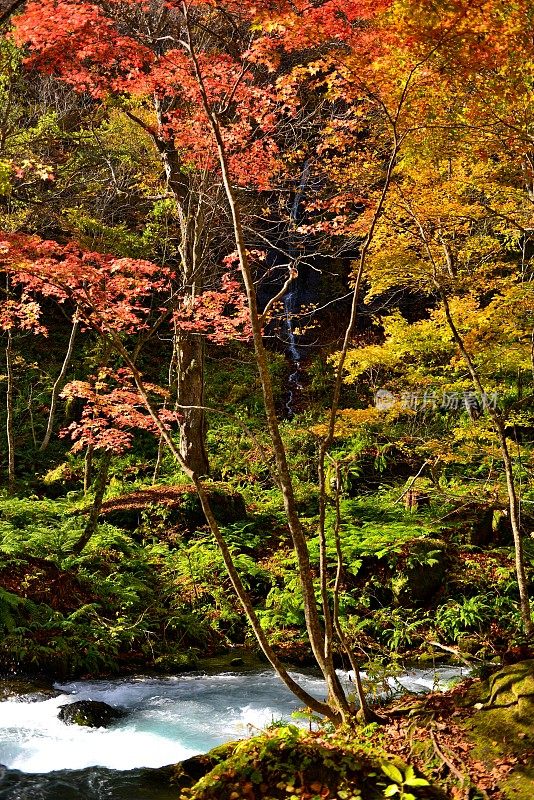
[58,700,126,728]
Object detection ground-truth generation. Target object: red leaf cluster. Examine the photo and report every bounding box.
[61,369,177,453]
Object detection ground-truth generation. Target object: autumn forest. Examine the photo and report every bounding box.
[0,1,533,798]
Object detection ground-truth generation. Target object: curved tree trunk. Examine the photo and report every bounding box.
[183,13,351,723]
[72,450,112,555]
[440,290,533,637]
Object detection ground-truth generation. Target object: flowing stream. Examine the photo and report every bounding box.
[0,666,467,799]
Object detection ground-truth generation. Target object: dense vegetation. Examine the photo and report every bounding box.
[0,0,532,795]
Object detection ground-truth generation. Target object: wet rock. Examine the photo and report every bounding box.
[230,657,245,667]
[0,678,60,702]
[0,765,178,800]
[58,700,126,728]
[172,743,238,790]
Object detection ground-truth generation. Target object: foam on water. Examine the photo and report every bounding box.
[0,667,467,774]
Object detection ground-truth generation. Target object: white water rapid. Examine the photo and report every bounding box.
[0,666,467,775]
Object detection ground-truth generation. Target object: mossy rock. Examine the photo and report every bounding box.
[153,650,200,672]
[172,742,237,790]
[58,700,126,728]
[179,726,445,800]
[393,538,447,607]
[0,678,60,701]
[463,660,534,800]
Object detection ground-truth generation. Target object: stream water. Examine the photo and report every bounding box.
[0,666,467,799]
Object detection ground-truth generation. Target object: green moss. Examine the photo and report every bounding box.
[179,726,445,800]
[463,660,534,800]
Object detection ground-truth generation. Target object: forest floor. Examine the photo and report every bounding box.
[376,663,534,800]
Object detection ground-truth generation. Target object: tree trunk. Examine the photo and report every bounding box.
[152,435,165,484]
[40,318,79,451]
[184,20,351,722]
[176,333,209,475]
[440,291,533,637]
[152,100,210,477]
[495,419,533,637]
[83,444,93,494]
[5,329,15,493]
[105,334,341,723]
[72,450,112,555]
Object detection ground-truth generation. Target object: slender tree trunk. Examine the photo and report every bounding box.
[28,384,37,448]
[183,14,351,722]
[5,329,15,494]
[440,291,533,637]
[83,444,93,494]
[495,418,533,636]
[72,450,112,555]
[40,318,79,451]
[153,435,165,484]
[104,334,341,723]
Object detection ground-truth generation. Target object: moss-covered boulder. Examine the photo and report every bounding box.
[172,743,237,791]
[463,660,534,800]
[393,538,447,607]
[178,726,445,800]
[58,700,126,728]
[0,678,60,702]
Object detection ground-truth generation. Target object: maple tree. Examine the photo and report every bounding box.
[10,0,284,475]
